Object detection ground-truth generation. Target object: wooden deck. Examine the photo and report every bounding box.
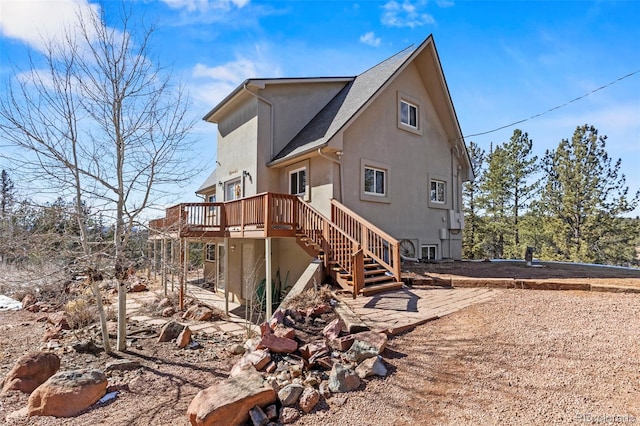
[149,192,402,298]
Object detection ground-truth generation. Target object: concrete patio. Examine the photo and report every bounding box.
[125,282,496,338]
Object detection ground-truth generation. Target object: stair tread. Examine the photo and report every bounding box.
[360,281,404,296]
[364,274,396,284]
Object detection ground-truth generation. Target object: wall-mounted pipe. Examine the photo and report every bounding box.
[317,147,343,204]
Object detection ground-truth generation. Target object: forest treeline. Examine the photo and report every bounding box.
[463,124,640,266]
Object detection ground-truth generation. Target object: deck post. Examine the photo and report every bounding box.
[224,237,229,316]
[161,237,167,296]
[179,239,185,311]
[265,237,273,320]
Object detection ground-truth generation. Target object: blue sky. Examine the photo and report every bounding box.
[1,0,639,215]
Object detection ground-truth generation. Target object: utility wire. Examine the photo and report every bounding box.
[463,68,640,139]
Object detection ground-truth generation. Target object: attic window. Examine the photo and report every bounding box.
[400,100,418,128]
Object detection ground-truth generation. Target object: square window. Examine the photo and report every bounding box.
[430,180,445,204]
[364,166,385,195]
[206,244,216,261]
[421,245,437,260]
[289,168,306,196]
[400,100,418,128]
[225,178,241,201]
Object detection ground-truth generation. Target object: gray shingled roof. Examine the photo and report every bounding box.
[197,168,218,193]
[271,45,417,162]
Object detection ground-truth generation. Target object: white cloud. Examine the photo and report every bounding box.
[191,54,280,107]
[0,0,100,52]
[382,0,435,28]
[161,0,249,13]
[359,31,381,47]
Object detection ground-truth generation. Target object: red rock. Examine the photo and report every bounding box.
[21,294,37,309]
[162,307,176,317]
[299,387,320,413]
[299,342,328,360]
[351,331,388,354]
[1,352,60,394]
[306,304,331,317]
[158,321,185,342]
[177,326,192,348]
[231,350,271,375]
[47,312,70,330]
[130,282,147,292]
[273,325,296,340]
[322,318,343,340]
[327,335,355,352]
[269,309,285,330]
[28,369,107,417]
[42,327,63,342]
[257,332,297,354]
[187,368,276,426]
[183,305,213,321]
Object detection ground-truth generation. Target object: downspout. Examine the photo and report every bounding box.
[243,83,274,162]
[450,147,455,259]
[317,147,343,204]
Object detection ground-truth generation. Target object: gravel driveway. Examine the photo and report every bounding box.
[297,289,640,425]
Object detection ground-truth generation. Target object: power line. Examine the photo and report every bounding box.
[463,68,640,139]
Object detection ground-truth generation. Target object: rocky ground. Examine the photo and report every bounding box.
[1,263,639,425]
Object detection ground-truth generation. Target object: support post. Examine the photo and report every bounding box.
[224,238,230,316]
[265,237,273,320]
[161,237,167,296]
[178,239,184,311]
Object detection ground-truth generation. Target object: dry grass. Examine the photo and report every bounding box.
[280,285,334,311]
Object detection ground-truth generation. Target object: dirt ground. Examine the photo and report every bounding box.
[1,262,639,425]
[402,260,640,288]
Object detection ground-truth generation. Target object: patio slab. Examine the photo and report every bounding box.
[337,286,497,335]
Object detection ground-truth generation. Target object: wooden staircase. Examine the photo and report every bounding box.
[294,199,403,298]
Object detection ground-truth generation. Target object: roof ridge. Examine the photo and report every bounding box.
[357,43,416,76]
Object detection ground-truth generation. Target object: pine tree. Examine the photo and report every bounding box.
[502,130,539,258]
[538,125,639,264]
[478,143,510,258]
[462,141,486,259]
[1,169,14,218]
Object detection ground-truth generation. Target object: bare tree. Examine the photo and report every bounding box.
[0,5,198,351]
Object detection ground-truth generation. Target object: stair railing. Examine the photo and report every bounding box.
[330,199,401,282]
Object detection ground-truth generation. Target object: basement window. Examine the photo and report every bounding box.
[421,245,437,260]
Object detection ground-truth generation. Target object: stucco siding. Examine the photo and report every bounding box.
[339,61,463,259]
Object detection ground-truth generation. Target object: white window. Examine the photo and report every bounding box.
[364,166,385,196]
[430,180,445,204]
[289,168,306,196]
[225,178,241,201]
[207,195,216,203]
[205,244,216,262]
[421,245,437,260]
[400,100,418,128]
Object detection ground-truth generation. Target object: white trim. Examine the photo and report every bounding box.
[289,167,307,197]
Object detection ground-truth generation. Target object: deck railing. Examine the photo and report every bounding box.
[149,193,400,297]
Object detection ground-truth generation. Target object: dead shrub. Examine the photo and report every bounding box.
[65,298,98,329]
[281,285,334,311]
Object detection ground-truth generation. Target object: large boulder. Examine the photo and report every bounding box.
[299,387,320,413]
[1,352,61,394]
[28,369,107,417]
[257,323,297,354]
[355,355,387,379]
[344,331,388,363]
[277,383,304,407]
[187,368,276,426]
[328,363,361,393]
[158,321,185,342]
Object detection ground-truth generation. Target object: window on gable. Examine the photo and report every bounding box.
[400,100,418,128]
[289,168,306,196]
[364,166,385,196]
[430,180,445,204]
